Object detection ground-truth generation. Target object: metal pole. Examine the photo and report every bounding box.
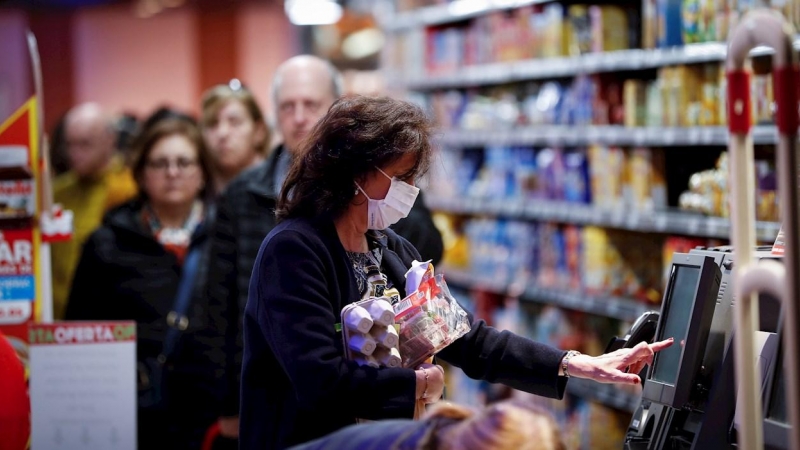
[726,9,800,450]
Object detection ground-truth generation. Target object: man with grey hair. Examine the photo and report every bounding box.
[206,54,442,442]
[206,54,343,442]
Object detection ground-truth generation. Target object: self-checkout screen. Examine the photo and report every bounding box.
[652,265,701,385]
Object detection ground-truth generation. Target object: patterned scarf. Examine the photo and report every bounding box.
[142,200,204,265]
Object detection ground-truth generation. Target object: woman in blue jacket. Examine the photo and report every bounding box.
[238,95,672,449]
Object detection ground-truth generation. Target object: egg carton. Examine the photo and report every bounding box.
[341,296,402,368]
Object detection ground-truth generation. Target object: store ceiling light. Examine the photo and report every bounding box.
[285,0,343,26]
[342,28,385,60]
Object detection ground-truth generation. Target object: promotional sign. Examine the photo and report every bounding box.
[0,97,41,345]
[29,322,137,450]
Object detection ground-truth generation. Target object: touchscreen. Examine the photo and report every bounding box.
[652,265,700,385]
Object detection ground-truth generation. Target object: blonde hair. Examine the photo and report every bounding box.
[200,82,270,155]
[427,400,566,450]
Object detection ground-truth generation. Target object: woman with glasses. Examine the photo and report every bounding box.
[65,117,224,450]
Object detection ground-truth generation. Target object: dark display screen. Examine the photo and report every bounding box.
[652,265,700,385]
[768,349,788,423]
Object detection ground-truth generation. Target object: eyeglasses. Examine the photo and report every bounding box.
[145,158,199,173]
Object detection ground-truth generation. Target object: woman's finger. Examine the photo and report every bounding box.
[628,361,646,376]
[650,338,675,353]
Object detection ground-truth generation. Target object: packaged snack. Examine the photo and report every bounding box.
[394,268,472,369]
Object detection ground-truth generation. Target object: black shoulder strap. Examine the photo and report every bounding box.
[159,245,202,362]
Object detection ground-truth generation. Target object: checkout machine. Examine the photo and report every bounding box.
[614,245,789,449]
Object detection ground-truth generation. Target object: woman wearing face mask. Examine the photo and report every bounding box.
[237,96,673,450]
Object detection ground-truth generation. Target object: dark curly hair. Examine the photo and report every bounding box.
[276,95,434,222]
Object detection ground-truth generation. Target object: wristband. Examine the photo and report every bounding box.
[562,350,581,378]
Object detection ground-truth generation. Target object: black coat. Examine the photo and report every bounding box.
[208,145,447,416]
[206,146,283,416]
[239,216,568,450]
[64,199,224,450]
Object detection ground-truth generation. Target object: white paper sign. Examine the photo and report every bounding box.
[29,321,137,450]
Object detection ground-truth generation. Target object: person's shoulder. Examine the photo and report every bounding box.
[52,171,78,196]
[79,219,118,258]
[223,160,271,196]
[382,227,420,258]
[264,217,321,244]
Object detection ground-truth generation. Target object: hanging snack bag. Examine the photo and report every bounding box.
[394,262,472,369]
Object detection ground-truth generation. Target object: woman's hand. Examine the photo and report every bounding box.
[416,363,445,404]
[567,338,674,385]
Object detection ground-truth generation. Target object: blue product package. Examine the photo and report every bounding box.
[538,148,566,201]
[515,147,539,199]
[564,148,592,204]
[459,148,484,196]
[657,0,683,48]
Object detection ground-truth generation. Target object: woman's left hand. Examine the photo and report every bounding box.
[567,338,674,385]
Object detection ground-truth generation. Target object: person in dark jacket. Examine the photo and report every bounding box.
[65,117,223,450]
[205,55,444,436]
[237,95,673,449]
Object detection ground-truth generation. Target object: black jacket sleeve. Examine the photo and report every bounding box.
[391,190,444,266]
[205,194,241,417]
[385,226,566,398]
[436,316,568,399]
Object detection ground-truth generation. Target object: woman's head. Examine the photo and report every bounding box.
[428,400,566,450]
[130,117,211,208]
[277,95,434,222]
[200,80,269,178]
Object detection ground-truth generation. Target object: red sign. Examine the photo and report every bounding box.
[0,229,33,276]
[0,98,40,347]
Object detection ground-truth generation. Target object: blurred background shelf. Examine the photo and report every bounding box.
[426,196,781,241]
[436,125,783,147]
[385,0,556,31]
[401,40,800,90]
[441,266,653,322]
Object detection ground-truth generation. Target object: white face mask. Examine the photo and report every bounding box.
[356,167,420,230]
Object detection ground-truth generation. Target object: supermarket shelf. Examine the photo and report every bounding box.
[437,125,781,147]
[402,41,800,90]
[440,266,652,322]
[425,196,782,241]
[384,0,554,31]
[566,378,641,413]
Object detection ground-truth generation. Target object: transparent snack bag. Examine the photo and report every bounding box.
[394,273,472,369]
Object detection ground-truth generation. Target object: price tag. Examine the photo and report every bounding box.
[701,127,716,144]
[610,208,625,226]
[605,300,623,320]
[687,217,701,235]
[627,210,641,229]
[663,128,677,145]
[655,214,669,230]
[687,128,700,144]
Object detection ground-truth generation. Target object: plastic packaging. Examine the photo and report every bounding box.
[341,297,401,369]
[342,263,471,370]
[394,265,472,369]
